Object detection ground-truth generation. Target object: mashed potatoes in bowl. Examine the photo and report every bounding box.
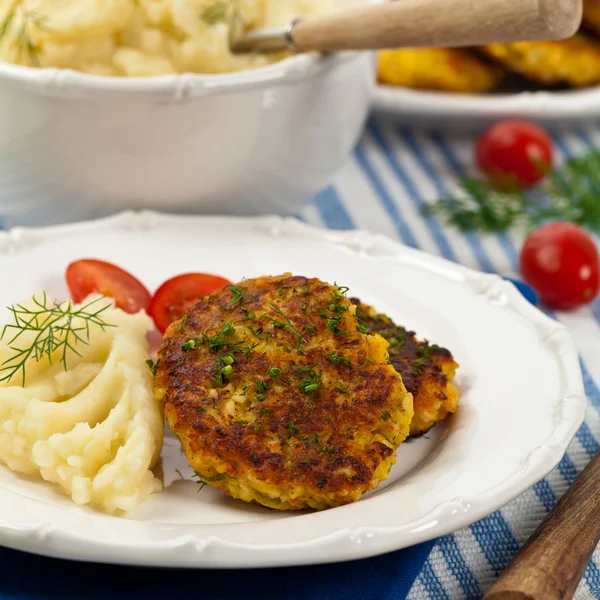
[0,0,378,226]
[0,293,164,514]
[0,0,336,77]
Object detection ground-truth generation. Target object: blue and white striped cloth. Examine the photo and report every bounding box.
[299,118,600,599]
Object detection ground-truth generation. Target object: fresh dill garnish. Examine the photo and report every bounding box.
[416,344,439,361]
[255,380,269,394]
[228,285,245,308]
[268,366,281,378]
[288,423,300,433]
[389,332,406,348]
[319,444,336,455]
[260,407,269,416]
[266,303,306,352]
[0,293,115,386]
[0,1,49,66]
[427,149,600,234]
[326,352,351,367]
[247,325,263,339]
[146,358,160,376]
[357,355,374,369]
[300,380,320,393]
[313,433,320,444]
[177,315,189,332]
[300,435,309,441]
[201,0,238,25]
[326,416,334,423]
[254,424,262,433]
[242,385,250,394]
[183,322,257,354]
[192,473,208,492]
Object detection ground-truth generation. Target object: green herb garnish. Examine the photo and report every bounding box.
[326,352,351,367]
[427,149,600,234]
[266,303,306,352]
[146,358,160,377]
[0,293,115,386]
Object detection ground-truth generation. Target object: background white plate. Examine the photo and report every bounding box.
[371,84,600,133]
[0,211,587,568]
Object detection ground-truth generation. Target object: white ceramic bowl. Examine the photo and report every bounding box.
[0,0,375,227]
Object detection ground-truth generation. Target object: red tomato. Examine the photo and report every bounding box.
[66,259,151,314]
[519,222,600,310]
[475,120,554,189]
[149,273,232,333]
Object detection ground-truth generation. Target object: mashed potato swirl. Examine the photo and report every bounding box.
[0,293,164,514]
[0,0,336,76]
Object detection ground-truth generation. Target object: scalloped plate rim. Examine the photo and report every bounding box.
[0,210,587,569]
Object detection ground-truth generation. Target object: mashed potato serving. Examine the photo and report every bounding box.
[0,292,164,514]
[0,0,336,76]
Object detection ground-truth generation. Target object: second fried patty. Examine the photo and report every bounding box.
[352,300,459,437]
[154,274,413,511]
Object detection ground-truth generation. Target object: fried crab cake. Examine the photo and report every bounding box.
[352,300,459,438]
[480,36,600,87]
[377,48,504,93]
[153,274,413,511]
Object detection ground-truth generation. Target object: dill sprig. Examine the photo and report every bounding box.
[266,304,306,352]
[0,293,115,386]
[0,1,48,66]
[427,149,600,234]
[201,0,243,27]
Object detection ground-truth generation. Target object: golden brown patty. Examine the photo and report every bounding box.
[480,36,600,87]
[153,274,413,511]
[377,48,504,93]
[352,300,459,437]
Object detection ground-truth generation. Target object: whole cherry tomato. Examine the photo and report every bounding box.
[66,259,151,314]
[519,222,599,310]
[476,120,554,189]
[149,273,232,333]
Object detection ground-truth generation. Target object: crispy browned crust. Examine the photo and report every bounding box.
[352,300,459,437]
[480,35,600,87]
[154,274,413,510]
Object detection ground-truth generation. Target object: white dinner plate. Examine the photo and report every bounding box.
[0,211,587,569]
[371,83,600,132]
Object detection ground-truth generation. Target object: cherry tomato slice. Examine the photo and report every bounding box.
[519,222,600,310]
[66,259,152,314]
[149,273,232,333]
[475,120,554,189]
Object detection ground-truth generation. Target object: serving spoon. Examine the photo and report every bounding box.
[231,0,581,55]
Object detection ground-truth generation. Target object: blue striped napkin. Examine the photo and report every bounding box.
[2,118,600,600]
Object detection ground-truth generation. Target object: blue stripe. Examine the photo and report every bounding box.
[430,133,519,271]
[585,553,600,594]
[353,144,419,247]
[418,559,449,600]
[470,512,520,578]
[367,122,457,261]
[532,479,556,512]
[437,535,482,599]
[398,128,495,273]
[581,360,600,412]
[314,187,355,230]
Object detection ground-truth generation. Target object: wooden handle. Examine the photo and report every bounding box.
[292,0,582,52]
[484,451,600,600]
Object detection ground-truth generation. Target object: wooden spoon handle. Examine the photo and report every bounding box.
[484,450,600,600]
[292,0,582,52]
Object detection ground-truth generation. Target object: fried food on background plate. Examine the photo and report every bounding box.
[377,47,505,93]
[154,274,413,511]
[582,0,600,35]
[352,300,459,438]
[480,35,600,87]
